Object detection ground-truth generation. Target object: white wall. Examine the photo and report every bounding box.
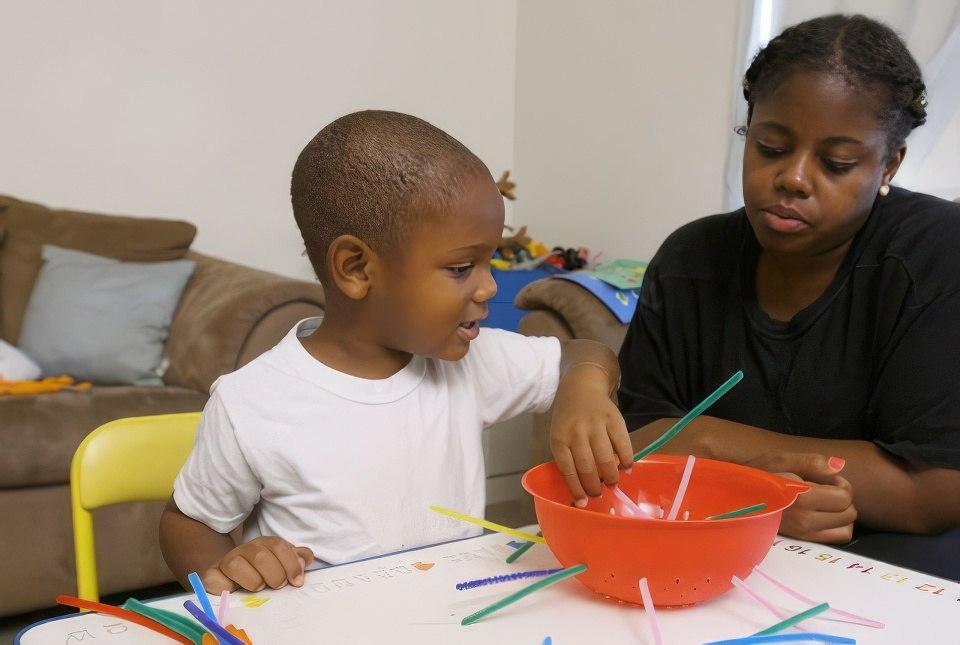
[4,1,949,278]
[912,114,960,199]
[513,0,742,264]
[0,0,518,281]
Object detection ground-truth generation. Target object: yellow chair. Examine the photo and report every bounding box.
[70,412,201,602]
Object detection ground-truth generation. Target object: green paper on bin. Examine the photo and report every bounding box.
[589,259,647,290]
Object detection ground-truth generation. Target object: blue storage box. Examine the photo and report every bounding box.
[482,267,557,332]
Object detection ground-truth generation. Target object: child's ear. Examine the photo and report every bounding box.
[326,235,380,300]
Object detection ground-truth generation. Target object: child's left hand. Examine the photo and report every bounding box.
[549,363,632,506]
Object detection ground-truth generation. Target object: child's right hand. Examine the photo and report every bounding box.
[201,536,316,594]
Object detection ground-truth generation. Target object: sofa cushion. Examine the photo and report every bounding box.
[0,385,207,489]
[0,195,196,344]
[0,339,41,380]
[19,245,196,385]
[163,252,326,392]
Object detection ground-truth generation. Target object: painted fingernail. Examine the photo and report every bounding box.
[574,498,588,508]
[828,456,846,470]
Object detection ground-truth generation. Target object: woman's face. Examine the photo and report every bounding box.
[742,70,903,258]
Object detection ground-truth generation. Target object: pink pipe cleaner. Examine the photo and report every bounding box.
[638,577,663,645]
[753,567,884,629]
[217,590,228,626]
[667,455,696,520]
[731,575,801,628]
[610,485,641,517]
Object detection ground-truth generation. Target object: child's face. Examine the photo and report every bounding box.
[375,174,505,361]
[742,70,898,258]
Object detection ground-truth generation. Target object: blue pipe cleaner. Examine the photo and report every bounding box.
[455,568,563,591]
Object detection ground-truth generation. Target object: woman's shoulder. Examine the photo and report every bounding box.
[880,187,960,222]
[876,187,960,239]
[651,209,747,281]
[869,187,960,298]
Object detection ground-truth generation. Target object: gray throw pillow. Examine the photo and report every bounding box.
[18,245,195,386]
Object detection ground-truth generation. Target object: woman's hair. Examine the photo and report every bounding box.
[741,14,927,155]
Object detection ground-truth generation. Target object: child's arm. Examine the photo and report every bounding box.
[160,498,315,594]
[549,339,633,505]
[160,498,237,589]
[164,391,315,593]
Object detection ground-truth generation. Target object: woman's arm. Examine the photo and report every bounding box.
[631,416,960,535]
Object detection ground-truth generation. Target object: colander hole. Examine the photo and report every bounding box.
[706,577,711,583]
[675,578,680,585]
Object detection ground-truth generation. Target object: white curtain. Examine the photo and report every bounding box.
[724,0,960,210]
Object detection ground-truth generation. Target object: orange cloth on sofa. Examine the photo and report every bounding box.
[0,375,91,395]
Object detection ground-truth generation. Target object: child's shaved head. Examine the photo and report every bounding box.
[291,110,491,279]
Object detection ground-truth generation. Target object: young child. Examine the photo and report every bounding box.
[160,110,633,594]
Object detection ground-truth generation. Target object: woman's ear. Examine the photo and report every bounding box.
[882,145,906,187]
[326,235,379,300]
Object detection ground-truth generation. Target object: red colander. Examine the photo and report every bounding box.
[522,454,809,606]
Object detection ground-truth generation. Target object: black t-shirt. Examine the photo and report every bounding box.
[618,187,960,469]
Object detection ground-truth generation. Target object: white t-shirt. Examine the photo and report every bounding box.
[173,317,561,566]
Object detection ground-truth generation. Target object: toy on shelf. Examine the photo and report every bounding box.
[494,224,551,269]
[491,171,562,271]
[496,169,516,201]
[490,171,591,273]
[492,225,586,274]
[543,246,590,271]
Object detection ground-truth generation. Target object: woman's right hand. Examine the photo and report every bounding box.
[749,452,858,544]
[202,536,315,594]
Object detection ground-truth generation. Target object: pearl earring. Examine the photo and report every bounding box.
[879,185,890,197]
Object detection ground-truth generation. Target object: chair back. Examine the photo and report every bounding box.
[70,412,200,601]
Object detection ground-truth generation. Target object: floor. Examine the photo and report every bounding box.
[0,499,538,643]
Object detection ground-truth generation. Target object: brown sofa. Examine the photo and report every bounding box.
[0,195,325,616]
[515,277,626,465]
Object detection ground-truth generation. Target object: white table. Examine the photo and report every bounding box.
[18,529,959,644]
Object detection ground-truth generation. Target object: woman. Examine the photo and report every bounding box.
[619,14,960,551]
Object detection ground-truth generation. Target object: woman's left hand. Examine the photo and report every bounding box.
[749,452,858,543]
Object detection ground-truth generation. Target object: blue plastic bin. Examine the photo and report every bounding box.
[482,267,556,332]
